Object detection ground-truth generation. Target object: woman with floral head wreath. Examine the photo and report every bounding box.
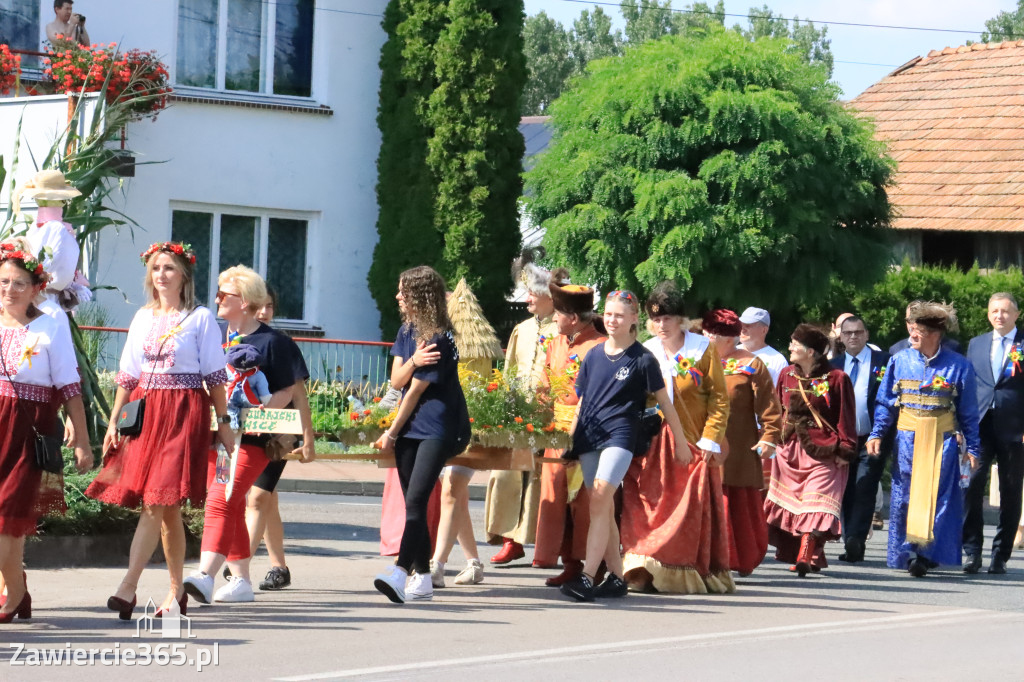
[0,242,91,622]
[765,324,857,577]
[87,242,232,619]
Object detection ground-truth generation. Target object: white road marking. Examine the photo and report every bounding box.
[275,608,994,680]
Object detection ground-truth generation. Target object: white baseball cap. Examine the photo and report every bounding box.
[739,307,770,326]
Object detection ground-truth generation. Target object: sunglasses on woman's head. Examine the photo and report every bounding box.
[606,290,634,301]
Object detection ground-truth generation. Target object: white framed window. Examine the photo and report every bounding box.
[170,205,315,324]
[176,0,314,97]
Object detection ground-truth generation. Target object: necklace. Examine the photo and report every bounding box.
[604,343,628,363]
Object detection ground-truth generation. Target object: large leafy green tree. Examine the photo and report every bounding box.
[525,31,894,312]
[744,5,832,78]
[568,8,623,76]
[981,0,1024,42]
[369,1,446,336]
[428,0,527,325]
[522,11,573,115]
[371,0,526,336]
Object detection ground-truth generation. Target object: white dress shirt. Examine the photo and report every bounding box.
[991,328,1016,383]
[844,346,872,436]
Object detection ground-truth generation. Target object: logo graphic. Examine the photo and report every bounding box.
[135,598,196,639]
[614,367,631,381]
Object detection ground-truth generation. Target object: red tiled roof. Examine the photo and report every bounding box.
[851,40,1024,232]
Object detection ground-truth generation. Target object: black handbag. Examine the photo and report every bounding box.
[633,409,664,457]
[116,397,146,436]
[34,431,64,474]
[117,307,197,437]
[0,339,65,474]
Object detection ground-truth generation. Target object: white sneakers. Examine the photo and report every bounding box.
[184,571,254,604]
[406,572,433,601]
[214,576,255,603]
[429,560,446,588]
[373,565,438,603]
[454,558,484,585]
[374,566,408,604]
[183,571,214,604]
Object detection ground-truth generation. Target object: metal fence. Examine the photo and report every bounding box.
[78,326,393,416]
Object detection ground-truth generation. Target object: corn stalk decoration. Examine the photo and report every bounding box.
[0,55,170,445]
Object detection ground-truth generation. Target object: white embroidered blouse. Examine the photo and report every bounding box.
[0,312,82,403]
[115,306,228,391]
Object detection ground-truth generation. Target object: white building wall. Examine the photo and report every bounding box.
[2,0,387,341]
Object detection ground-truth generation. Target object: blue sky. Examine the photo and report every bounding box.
[522,0,1011,98]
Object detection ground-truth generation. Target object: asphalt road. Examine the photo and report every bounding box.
[2,492,1022,681]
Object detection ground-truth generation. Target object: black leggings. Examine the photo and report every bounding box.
[394,437,451,574]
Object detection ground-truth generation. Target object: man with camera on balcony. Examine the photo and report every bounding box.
[46,0,91,48]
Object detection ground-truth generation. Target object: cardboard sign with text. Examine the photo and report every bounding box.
[210,408,302,434]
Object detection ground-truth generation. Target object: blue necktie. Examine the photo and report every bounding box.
[849,356,860,384]
[994,336,1008,381]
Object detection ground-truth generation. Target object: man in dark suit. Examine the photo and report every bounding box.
[834,315,893,562]
[964,292,1024,574]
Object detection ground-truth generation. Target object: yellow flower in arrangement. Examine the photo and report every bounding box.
[1010,346,1024,377]
[564,354,581,379]
[810,378,831,407]
[674,354,704,386]
[724,358,738,372]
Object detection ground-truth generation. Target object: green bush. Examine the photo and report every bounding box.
[803,261,1024,349]
[39,449,204,537]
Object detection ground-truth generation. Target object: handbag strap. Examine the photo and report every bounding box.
[0,326,48,441]
[138,306,198,399]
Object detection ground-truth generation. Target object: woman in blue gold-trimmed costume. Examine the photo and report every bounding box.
[868,301,981,577]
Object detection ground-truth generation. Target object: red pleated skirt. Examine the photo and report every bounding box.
[86,387,211,508]
[722,484,768,575]
[0,394,65,537]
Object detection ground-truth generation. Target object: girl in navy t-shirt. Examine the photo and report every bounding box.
[562,290,689,602]
[372,266,470,604]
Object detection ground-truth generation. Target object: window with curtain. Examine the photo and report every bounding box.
[175,0,314,96]
[170,210,214,306]
[171,208,311,322]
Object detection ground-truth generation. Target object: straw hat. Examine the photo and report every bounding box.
[19,170,81,203]
[13,170,81,215]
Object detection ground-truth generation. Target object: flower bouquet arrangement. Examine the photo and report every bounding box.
[461,368,569,449]
[45,41,170,120]
[330,394,397,446]
[0,44,20,95]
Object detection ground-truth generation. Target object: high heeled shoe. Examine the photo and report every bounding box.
[0,592,31,623]
[0,571,27,608]
[154,594,187,618]
[106,595,137,621]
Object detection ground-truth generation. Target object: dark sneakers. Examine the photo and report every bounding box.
[259,566,292,591]
[594,573,628,598]
[560,574,595,602]
[963,554,982,574]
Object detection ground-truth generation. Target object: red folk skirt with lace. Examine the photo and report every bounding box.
[0,391,65,537]
[87,380,212,508]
